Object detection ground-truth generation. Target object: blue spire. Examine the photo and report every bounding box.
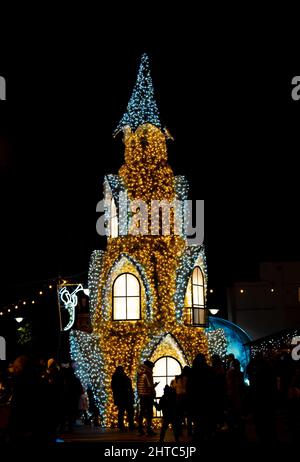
[114,54,162,135]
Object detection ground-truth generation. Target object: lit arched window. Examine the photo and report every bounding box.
[153,356,182,417]
[188,266,206,326]
[110,198,118,238]
[112,273,141,320]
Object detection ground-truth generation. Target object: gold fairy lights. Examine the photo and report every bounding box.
[75,122,208,426]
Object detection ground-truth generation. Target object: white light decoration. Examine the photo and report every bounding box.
[250,328,300,357]
[83,288,90,296]
[15,317,24,323]
[88,250,105,324]
[206,328,227,358]
[114,53,161,136]
[70,330,106,425]
[59,284,83,331]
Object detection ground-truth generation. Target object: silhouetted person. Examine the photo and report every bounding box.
[61,362,83,431]
[43,358,64,440]
[111,366,135,431]
[9,356,40,441]
[226,358,245,436]
[156,385,180,443]
[225,353,235,371]
[137,360,157,436]
[286,363,300,441]
[247,354,277,442]
[172,366,192,436]
[187,353,215,441]
[87,385,100,427]
[211,354,226,429]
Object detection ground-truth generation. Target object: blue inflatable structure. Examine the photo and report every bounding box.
[206,317,251,373]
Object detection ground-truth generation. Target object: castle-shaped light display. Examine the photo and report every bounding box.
[70,54,228,426]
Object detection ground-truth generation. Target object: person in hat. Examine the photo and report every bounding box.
[137,360,158,436]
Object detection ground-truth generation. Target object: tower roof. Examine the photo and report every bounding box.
[114,53,162,135]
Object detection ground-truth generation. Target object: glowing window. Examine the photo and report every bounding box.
[110,198,118,238]
[112,273,141,320]
[153,356,182,401]
[186,266,206,326]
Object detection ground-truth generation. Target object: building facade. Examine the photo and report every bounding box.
[227,261,300,339]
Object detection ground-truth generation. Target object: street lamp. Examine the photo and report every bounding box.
[209,308,219,315]
[15,317,24,323]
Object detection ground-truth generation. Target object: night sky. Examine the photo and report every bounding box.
[0,24,299,312]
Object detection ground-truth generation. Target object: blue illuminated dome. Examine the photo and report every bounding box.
[206,317,252,373]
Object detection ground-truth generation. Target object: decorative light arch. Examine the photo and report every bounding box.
[140,332,188,368]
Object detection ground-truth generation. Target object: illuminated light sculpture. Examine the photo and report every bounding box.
[70,54,240,427]
[59,284,83,331]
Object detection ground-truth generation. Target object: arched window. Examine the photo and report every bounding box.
[110,198,118,238]
[187,266,206,326]
[153,356,182,417]
[112,273,141,320]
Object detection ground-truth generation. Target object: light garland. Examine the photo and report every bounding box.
[250,329,300,357]
[88,250,105,324]
[70,330,107,425]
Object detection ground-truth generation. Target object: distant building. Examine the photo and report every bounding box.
[227,262,300,339]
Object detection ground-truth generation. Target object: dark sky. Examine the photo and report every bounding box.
[0,23,299,308]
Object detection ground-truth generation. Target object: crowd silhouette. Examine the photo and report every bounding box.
[0,351,299,444]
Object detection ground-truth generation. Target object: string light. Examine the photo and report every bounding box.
[250,329,300,357]
[114,53,161,136]
[206,328,227,358]
[0,277,87,318]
